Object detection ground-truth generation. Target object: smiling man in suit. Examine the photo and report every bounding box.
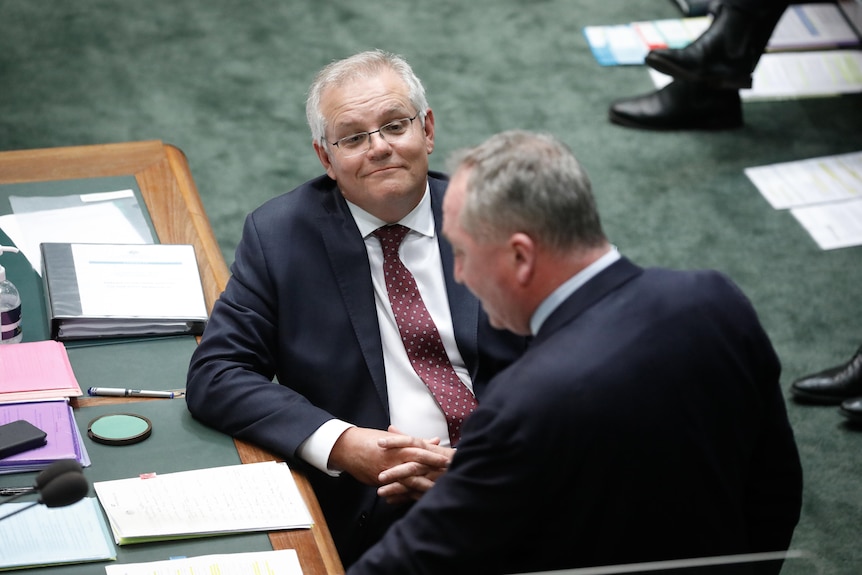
[348,130,802,575]
[185,50,526,566]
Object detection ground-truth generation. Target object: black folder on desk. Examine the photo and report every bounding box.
[41,242,208,341]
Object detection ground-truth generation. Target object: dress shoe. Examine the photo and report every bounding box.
[791,346,862,404]
[840,397,862,425]
[644,3,778,90]
[608,80,742,131]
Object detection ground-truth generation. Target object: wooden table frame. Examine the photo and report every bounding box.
[0,140,344,575]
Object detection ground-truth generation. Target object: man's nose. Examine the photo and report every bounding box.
[367,131,393,155]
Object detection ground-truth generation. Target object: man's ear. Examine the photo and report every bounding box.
[423,108,436,155]
[510,232,536,286]
[314,141,337,180]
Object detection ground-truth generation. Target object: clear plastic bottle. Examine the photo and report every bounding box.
[0,245,23,344]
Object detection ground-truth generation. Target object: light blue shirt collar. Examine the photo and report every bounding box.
[529,246,621,335]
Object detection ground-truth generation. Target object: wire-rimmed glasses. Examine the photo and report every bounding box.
[328,114,419,158]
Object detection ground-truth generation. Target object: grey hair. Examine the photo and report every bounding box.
[305,49,429,147]
[448,130,606,252]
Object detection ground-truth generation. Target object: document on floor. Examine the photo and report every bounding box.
[104,549,303,575]
[93,461,313,545]
[650,50,862,100]
[584,3,860,66]
[790,200,862,250]
[745,151,862,250]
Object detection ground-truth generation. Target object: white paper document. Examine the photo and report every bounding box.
[93,461,314,544]
[104,549,303,575]
[0,201,151,275]
[72,243,207,319]
[768,3,861,50]
[744,151,862,209]
[791,200,862,250]
[651,50,862,100]
[745,151,862,250]
[0,497,116,570]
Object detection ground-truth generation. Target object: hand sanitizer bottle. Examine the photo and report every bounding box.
[0,245,23,344]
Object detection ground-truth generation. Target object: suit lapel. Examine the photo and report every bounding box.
[534,258,643,345]
[317,184,390,416]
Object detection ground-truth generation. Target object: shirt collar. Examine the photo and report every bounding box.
[529,246,621,335]
[347,181,434,239]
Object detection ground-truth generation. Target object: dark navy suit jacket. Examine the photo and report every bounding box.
[186,172,526,565]
[350,258,803,575]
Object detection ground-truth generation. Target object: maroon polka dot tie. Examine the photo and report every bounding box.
[373,224,478,446]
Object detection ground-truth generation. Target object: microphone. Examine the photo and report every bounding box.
[0,459,84,503]
[38,471,89,508]
[36,459,84,490]
[0,460,89,522]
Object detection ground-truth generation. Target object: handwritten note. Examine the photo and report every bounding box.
[94,461,313,544]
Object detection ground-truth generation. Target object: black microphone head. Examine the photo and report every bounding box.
[34,459,83,489]
[38,471,89,508]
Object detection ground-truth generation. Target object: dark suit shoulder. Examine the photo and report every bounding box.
[428,170,449,185]
[246,174,346,229]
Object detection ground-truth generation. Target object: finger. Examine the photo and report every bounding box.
[399,475,436,495]
[378,481,425,504]
[378,480,409,497]
[379,461,429,484]
[378,434,425,449]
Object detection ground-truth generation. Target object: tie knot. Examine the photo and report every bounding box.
[373,224,410,252]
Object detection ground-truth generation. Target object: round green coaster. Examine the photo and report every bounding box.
[87,413,152,446]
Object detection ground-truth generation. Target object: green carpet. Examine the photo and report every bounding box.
[2,1,861,572]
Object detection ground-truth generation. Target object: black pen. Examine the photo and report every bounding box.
[87,387,178,399]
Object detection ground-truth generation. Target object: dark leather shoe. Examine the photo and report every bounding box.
[791,346,862,404]
[644,3,765,90]
[840,397,862,425]
[608,80,742,131]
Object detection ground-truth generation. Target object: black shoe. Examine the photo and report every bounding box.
[644,3,772,90]
[791,346,862,404]
[608,80,742,131]
[840,397,862,425]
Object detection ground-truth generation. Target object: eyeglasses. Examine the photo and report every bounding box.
[328,114,419,158]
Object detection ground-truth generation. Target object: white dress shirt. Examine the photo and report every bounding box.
[298,184,474,474]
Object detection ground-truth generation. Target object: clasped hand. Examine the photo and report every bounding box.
[329,425,454,504]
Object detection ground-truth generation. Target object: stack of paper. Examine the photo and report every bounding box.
[94,461,314,545]
[0,399,90,474]
[0,497,116,570]
[0,340,83,402]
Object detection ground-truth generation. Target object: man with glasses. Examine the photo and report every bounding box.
[186,50,526,566]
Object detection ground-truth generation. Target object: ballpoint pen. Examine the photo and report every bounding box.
[0,486,33,496]
[87,387,181,399]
